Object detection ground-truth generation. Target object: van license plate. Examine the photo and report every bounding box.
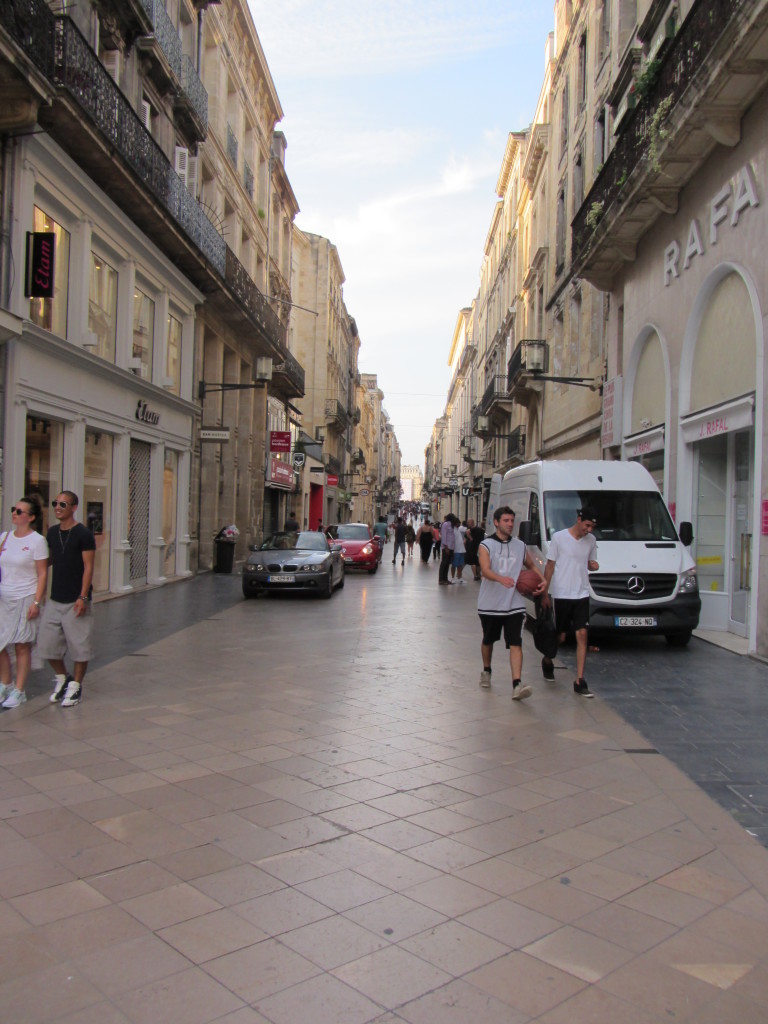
[615,615,657,627]
[269,574,295,583]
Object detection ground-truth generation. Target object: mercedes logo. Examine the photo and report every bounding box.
[627,575,645,595]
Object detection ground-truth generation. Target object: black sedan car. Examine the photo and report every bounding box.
[242,531,344,599]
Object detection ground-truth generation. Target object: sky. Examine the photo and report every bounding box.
[247,1,555,467]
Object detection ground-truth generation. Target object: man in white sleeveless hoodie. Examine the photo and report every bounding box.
[477,505,546,699]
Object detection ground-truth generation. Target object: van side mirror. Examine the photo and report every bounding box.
[518,520,541,547]
[679,521,693,546]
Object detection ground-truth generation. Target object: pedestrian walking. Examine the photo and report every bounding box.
[432,522,441,560]
[373,516,388,545]
[477,505,546,700]
[392,517,407,565]
[284,510,299,531]
[438,514,455,585]
[405,522,416,558]
[0,496,49,709]
[542,505,599,697]
[416,519,434,563]
[464,518,485,581]
[37,491,96,708]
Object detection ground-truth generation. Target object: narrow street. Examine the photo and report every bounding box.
[2,558,768,1022]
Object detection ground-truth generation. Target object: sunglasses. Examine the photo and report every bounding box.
[51,500,70,508]
[11,507,30,515]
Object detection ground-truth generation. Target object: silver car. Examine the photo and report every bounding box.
[242,531,344,599]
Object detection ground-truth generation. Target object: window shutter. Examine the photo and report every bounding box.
[140,100,152,131]
[102,50,120,85]
[174,146,189,188]
[187,156,198,197]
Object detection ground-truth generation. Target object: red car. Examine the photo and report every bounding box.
[329,523,380,574]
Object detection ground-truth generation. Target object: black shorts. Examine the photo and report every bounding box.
[479,611,525,648]
[553,596,590,633]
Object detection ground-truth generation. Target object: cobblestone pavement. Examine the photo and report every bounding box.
[1,556,768,1022]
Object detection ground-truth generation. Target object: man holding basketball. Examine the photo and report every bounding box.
[477,505,546,699]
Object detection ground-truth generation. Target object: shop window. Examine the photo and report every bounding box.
[30,206,70,338]
[163,449,178,578]
[88,252,118,362]
[165,313,182,394]
[84,430,113,595]
[132,287,155,380]
[694,434,727,595]
[24,415,64,535]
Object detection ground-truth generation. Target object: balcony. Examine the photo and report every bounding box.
[508,340,548,405]
[0,4,293,360]
[325,454,341,477]
[506,426,526,464]
[226,122,238,167]
[325,398,348,431]
[270,348,305,399]
[224,248,287,350]
[572,0,768,288]
[479,375,512,416]
[175,53,208,140]
[243,160,254,200]
[136,0,182,86]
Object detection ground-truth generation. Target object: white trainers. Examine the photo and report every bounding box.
[61,680,82,707]
[50,674,72,703]
[479,670,492,688]
[0,682,14,702]
[2,688,27,709]
[512,683,533,701]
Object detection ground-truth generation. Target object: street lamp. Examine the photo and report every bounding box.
[198,357,273,398]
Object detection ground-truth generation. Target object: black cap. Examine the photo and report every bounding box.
[578,505,598,523]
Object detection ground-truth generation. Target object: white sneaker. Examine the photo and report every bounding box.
[2,688,27,709]
[512,683,533,701]
[0,682,14,702]
[479,670,491,688]
[50,674,71,703]
[61,680,82,707]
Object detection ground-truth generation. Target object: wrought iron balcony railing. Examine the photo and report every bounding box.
[145,0,182,80]
[0,0,56,77]
[46,15,225,273]
[271,348,305,398]
[572,0,745,261]
[325,455,341,476]
[507,426,526,462]
[226,122,238,167]
[325,398,348,430]
[243,160,254,199]
[479,375,510,414]
[225,248,287,349]
[179,53,208,132]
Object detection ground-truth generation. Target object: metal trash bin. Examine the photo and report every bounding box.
[213,534,236,573]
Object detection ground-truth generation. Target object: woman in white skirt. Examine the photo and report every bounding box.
[0,496,49,708]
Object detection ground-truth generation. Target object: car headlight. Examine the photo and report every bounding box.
[245,563,262,573]
[361,544,373,555]
[680,572,698,592]
[300,563,323,572]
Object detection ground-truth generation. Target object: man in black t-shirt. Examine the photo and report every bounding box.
[37,490,96,707]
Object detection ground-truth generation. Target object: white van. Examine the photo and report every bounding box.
[487,460,701,645]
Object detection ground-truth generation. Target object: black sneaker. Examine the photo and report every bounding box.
[573,679,594,698]
[541,657,555,680]
[50,674,73,704]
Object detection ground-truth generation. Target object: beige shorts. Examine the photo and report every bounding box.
[36,600,94,662]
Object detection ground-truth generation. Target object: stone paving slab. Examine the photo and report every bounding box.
[1,558,767,1021]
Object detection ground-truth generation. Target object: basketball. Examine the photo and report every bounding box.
[516,569,543,597]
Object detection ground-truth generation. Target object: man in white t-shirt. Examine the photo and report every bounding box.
[543,506,599,698]
[478,506,546,700]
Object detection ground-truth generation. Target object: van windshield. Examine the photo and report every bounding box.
[543,490,677,542]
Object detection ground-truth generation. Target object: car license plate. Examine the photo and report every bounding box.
[615,615,657,627]
[344,558,354,565]
[269,574,295,583]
